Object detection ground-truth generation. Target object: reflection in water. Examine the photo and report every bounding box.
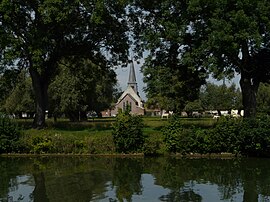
[7,175,34,202]
[0,157,270,201]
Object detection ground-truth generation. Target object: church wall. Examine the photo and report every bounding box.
[111,95,144,116]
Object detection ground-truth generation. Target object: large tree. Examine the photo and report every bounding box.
[130,1,207,113]
[132,0,270,118]
[183,0,270,117]
[0,0,129,128]
[49,58,118,121]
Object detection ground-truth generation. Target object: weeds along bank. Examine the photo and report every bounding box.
[1,112,270,157]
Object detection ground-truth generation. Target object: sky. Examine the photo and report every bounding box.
[115,62,241,102]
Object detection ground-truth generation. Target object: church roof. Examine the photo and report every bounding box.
[116,86,143,108]
[128,60,136,84]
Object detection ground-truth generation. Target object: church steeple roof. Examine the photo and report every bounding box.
[127,60,138,94]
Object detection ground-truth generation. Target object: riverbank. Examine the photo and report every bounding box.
[5,117,216,156]
[0,152,237,159]
[2,116,270,157]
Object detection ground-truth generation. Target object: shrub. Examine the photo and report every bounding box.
[237,116,270,157]
[163,116,195,154]
[31,136,54,154]
[0,113,21,153]
[207,116,241,153]
[112,110,145,153]
[204,116,270,156]
[143,134,165,156]
[163,116,241,155]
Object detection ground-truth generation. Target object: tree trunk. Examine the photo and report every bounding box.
[30,68,49,129]
[240,75,260,118]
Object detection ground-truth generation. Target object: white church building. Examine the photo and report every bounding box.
[110,61,145,116]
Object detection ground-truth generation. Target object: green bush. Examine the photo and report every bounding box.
[0,113,21,153]
[162,115,270,157]
[112,110,145,153]
[163,116,196,154]
[143,134,165,156]
[207,116,241,153]
[31,136,54,154]
[208,116,270,156]
[236,117,270,157]
[162,116,183,153]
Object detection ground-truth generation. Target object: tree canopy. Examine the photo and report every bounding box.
[0,0,130,127]
[199,82,242,111]
[257,83,270,115]
[2,0,270,123]
[185,0,270,117]
[131,0,270,117]
[183,82,242,116]
[49,58,118,121]
[131,1,207,112]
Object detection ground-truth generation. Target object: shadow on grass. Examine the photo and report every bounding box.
[16,118,115,131]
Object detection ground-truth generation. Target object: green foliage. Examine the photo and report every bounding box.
[132,1,207,112]
[31,136,54,154]
[0,113,21,153]
[112,110,145,153]
[18,131,115,154]
[207,116,270,156]
[199,83,242,111]
[142,55,206,113]
[132,0,270,117]
[3,72,35,114]
[163,116,270,157]
[207,117,241,153]
[163,116,208,154]
[0,0,130,127]
[3,116,270,156]
[162,116,185,153]
[0,69,20,110]
[183,99,203,116]
[143,133,165,156]
[237,117,270,157]
[257,83,270,114]
[49,59,118,120]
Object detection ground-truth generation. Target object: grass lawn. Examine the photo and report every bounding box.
[19,116,216,143]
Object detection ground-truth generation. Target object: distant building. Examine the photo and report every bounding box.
[110,60,145,116]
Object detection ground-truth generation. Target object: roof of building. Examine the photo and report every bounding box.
[116,86,143,108]
[128,60,136,84]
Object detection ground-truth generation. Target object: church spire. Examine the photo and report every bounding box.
[127,60,138,94]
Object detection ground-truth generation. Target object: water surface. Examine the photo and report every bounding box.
[0,156,270,202]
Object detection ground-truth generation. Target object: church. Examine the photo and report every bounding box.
[110,61,145,116]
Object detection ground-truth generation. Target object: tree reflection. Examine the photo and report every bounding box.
[159,189,202,202]
[33,172,49,202]
[31,157,112,202]
[1,157,270,201]
[0,157,34,201]
[112,158,143,202]
[145,157,270,202]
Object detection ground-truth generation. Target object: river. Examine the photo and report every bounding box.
[0,156,269,202]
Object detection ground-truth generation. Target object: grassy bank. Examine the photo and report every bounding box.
[3,115,270,157]
[13,117,215,155]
